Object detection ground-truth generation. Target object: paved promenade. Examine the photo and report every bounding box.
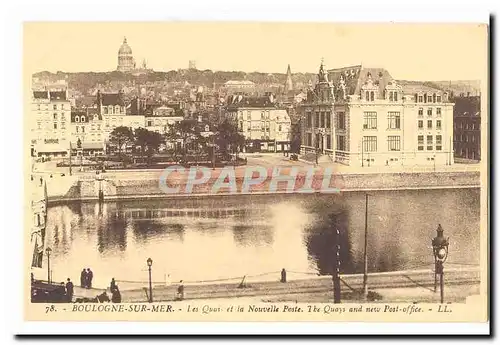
[71,266,480,304]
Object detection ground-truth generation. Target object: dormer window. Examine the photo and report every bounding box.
[75,116,80,123]
[427,95,433,103]
[81,116,86,122]
[436,95,442,103]
[418,95,423,103]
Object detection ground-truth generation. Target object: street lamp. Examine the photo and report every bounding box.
[147,257,153,303]
[432,224,449,304]
[45,247,52,284]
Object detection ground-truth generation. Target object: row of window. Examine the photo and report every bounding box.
[454,134,479,143]
[454,122,479,130]
[363,112,402,130]
[418,107,442,117]
[417,135,443,151]
[102,106,125,115]
[362,136,403,152]
[418,119,442,130]
[37,104,66,111]
[306,111,346,129]
[52,113,66,121]
[416,94,442,103]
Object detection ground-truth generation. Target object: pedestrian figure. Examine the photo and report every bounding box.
[177,280,185,301]
[86,268,93,289]
[280,268,287,283]
[110,278,117,293]
[39,177,43,186]
[97,291,110,303]
[65,278,74,302]
[111,286,122,303]
[80,268,87,288]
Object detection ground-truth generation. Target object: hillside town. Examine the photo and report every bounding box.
[30,36,482,168]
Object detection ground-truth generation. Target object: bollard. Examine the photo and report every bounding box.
[280,268,287,283]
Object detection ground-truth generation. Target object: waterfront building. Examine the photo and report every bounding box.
[31,89,72,158]
[70,108,104,156]
[453,95,481,161]
[227,94,291,152]
[298,62,455,167]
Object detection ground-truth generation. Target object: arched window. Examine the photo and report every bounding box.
[394,92,398,102]
[370,91,375,101]
[366,91,370,100]
[81,116,86,122]
[75,116,79,123]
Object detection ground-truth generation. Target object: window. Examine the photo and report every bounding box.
[81,126,85,133]
[76,126,79,133]
[427,120,432,129]
[363,112,377,129]
[394,92,398,102]
[326,111,331,128]
[418,108,423,116]
[326,135,331,149]
[432,94,437,103]
[307,133,312,146]
[389,91,398,102]
[365,91,370,100]
[247,121,251,131]
[337,112,345,130]
[418,135,424,151]
[387,136,401,151]
[147,120,153,126]
[306,112,312,128]
[266,111,270,119]
[363,136,377,152]
[97,124,100,130]
[53,123,57,130]
[436,120,442,130]
[261,112,265,119]
[61,113,65,121]
[436,108,441,116]
[61,104,65,110]
[315,112,320,126]
[370,91,375,101]
[320,112,325,128]
[418,95,423,103]
[427,96,433,103]
[427,108,433,116]
[427,135,433,150]
[387,112,401,129]
[53,104,57,110]
[61,122,65,129]
[418,120,423,129]
[278,125,282,132]
[103,107,108,115]
[53,113,57,121]
[436,135,442,150]
[247,111,251,120]
[81,116,86,122]
[436,95,442,102]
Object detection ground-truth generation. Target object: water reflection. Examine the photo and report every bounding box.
[43,189,480,288]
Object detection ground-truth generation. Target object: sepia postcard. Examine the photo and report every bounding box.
[23,21,489,330]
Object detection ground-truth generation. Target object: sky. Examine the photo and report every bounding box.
[24,22,488,81]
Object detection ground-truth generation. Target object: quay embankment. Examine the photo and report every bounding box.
[69,266,480,304]
[42,169,481,204]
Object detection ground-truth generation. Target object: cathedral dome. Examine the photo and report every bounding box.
[118,37,132,55]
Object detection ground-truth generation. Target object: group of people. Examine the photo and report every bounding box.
[80,268,94,289]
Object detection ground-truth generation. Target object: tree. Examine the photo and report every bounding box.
[134,127,150,159]
[109,126,134,156]
[215,120,245,160]
[165,119,198,161]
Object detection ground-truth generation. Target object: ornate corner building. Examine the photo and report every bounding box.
[298,62,455,167]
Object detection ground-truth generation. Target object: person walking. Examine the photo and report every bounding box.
[177,280,185,301]
[86,268,93,289]
[65,278,74,302]
[111,286,122,303]
[110,278,117,293]
[80,269,87,288]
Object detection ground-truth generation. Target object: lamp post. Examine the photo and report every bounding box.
[147,258,153,303]
[432,224,449,304]
[45,247,52,284]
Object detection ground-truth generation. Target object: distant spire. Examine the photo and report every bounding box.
[284,64,294,94]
